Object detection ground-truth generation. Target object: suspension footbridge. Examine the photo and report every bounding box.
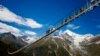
[8,0,100,54]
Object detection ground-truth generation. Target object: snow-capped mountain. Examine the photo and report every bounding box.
[0,32,27,47]
[60,30,94,49]
[63,30,82,37]
[21,35,39,44]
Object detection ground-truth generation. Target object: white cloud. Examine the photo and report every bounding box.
[0,22,22,36]
[0,29,9,33]
[25,30,37,35]
[0,22,37,37]
[67,24,74,28]
[67,24,80,30]
[25,19,42,28]
[0,5,43,28]
[72,26,80,30]
[0,22,20,33]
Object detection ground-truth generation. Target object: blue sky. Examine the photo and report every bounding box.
[0,0,100,36]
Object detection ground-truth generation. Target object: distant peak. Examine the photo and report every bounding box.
[63,30,81,37]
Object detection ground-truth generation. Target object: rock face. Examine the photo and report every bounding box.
[0,32,27,47]
[0,32,28,56]
[81,35,100,56]
[90,35,100,42]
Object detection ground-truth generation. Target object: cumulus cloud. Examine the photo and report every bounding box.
[25,30,37,35]
[0,22,22,36]
[67,24,80,30]
[0,22,38,37]
[0,29,9,33]
[0,5,43,28]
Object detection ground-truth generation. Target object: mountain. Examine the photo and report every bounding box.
[0,33,71,56]
[60,30,100,56]
[0,32,17,44]
[0,32,28,56]
[0,32,27,46]
[61,30,95,46]
[0,31,100,56]
[23,36,70,56]
[21,35,39,44]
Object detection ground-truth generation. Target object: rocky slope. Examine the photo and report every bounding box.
[0,32,71,56]
[0,32,100,56]
[60,30,100,56]
[0,32,28,56]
